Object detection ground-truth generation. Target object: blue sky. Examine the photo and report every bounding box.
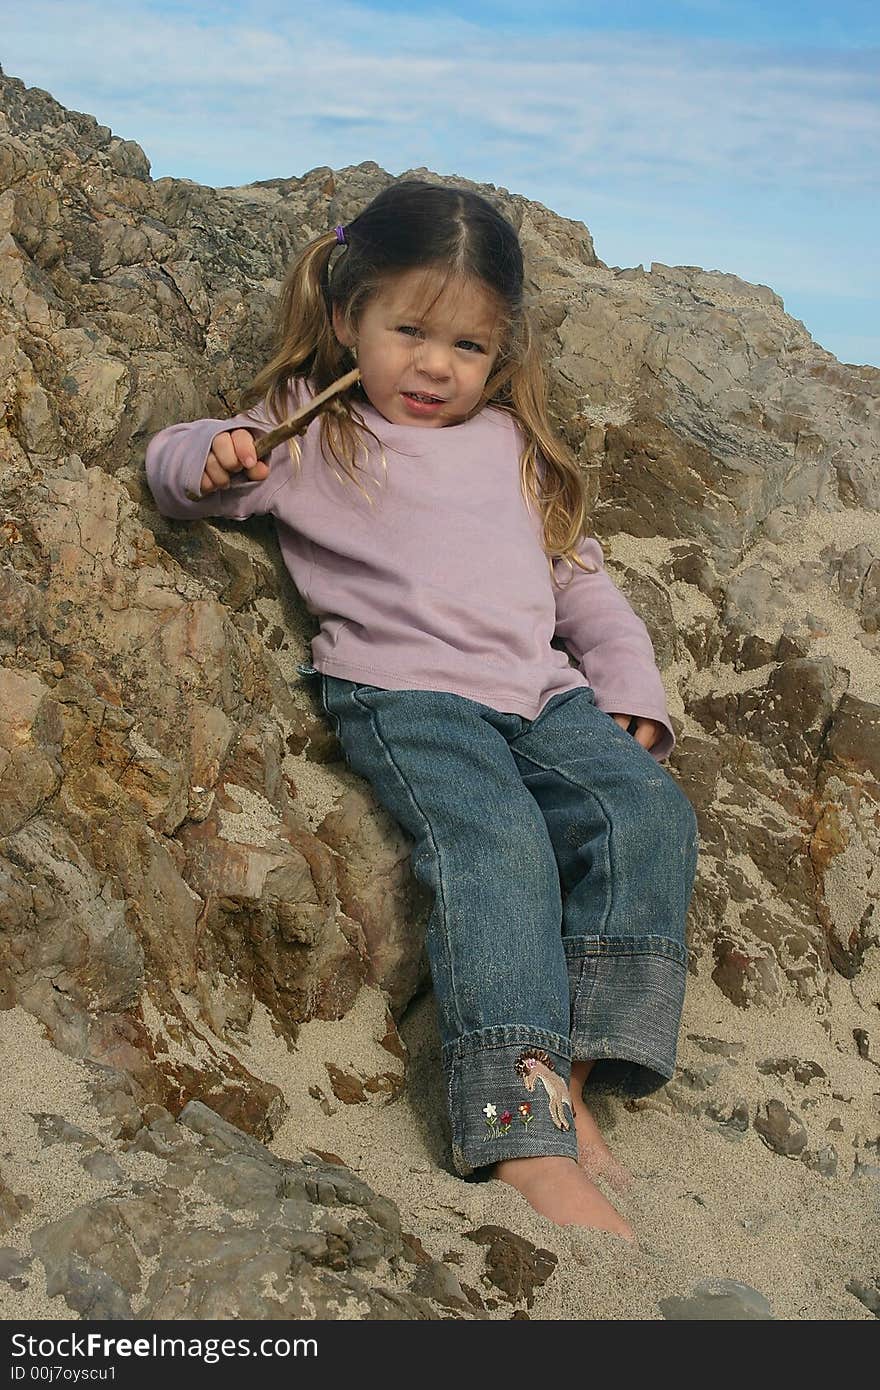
[2,1,878,365]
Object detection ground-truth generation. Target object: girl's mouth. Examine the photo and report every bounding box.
[402,392,446,413]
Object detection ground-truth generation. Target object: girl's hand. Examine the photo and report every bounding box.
[608,712,663,751]
[201,429,270,495]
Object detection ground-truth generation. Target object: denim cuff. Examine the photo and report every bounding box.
[566,935,689,1091]
[442,1026,579,1178]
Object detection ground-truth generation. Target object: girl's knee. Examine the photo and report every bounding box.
[414,807,560,898]
[629,771,698,850]
[473,821,560,892]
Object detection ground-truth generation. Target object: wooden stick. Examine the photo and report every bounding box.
[254,368,362,460]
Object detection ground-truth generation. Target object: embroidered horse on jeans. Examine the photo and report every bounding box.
[515,1048,573,1131]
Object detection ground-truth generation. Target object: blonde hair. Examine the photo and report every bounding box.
[239,180,598,582]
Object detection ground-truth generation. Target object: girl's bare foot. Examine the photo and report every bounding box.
[570,1060,634,1195]
[492,1155,636,1242]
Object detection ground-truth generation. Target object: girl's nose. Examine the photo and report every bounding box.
[413,339,452,378]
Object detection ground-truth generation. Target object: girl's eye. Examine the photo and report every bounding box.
[395,326,484,352]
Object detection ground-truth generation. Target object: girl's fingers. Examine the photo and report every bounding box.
[200,431,269,494]
[230,428,260,472]
[242,459,271,481]
[629,719,661,750]
[202,454,233,490]
[210,431,239,471]
[609,712,659,749]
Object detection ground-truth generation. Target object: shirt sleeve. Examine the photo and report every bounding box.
[144,387,301,523]
[553,535,676,761]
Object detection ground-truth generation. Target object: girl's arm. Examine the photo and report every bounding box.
[553,535,676,761]
[144,397,296,523]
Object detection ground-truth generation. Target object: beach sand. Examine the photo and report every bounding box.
[1,942,876,1321]
[247,959,879,1320]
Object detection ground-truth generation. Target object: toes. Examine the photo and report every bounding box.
[604,1159,635,1195]
[577,1144,635,1194]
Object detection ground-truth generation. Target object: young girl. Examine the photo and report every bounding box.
[146,179,699,1242]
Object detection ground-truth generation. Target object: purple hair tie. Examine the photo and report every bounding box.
[334,225,347,245]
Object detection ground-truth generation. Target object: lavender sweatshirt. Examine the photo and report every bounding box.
[145,381,676,761]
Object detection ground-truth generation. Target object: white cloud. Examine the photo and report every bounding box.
[2,1,877,192]
[2,0,876,361]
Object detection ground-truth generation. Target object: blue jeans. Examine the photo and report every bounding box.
[313,671,699,1178]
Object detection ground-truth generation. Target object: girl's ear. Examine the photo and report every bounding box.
[332,303,355,349]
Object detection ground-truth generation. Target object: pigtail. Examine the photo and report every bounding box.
[510,334,599,583]
[240,230,351,420]
[477,304,599,583]
[238,229,385,506]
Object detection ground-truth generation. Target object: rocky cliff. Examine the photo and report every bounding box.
[0,68,878,1320]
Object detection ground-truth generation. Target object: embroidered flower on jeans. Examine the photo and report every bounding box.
[518,1101,533,1128]
[483,1102,499,1139]
[498,1109,513,1135]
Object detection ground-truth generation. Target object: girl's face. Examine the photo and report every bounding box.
[333,268,504,428]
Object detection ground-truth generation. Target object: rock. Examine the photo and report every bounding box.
[28,1103,479,1320]
[660,1279,775,1319]
[317,784,433,1016]
[0,1168,31,1235]
[31,1114,102,1150]
[0,670,64,837]
[676,1063,724,1091]
[408,1259,471,1311]
[711,936,787,1010]
[80,1151,126,1183]
[30,1203,144,1295]
[705,1098,750,1132]
[846,1277,880,1318]
[42,1251,134,1320]
[756,1057,827,1084]
[178,1098,285,1164]
[852,1158,880,1181]
[464,1225,557,1309]
[801,1145,838,1178]
[852,1028,879,1067]
[0,1247,33,1290]
[325,1061,404,1106]
[686,1034,747,1061]
[753,1100,808,1157]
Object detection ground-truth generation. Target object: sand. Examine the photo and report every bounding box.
[1,950,876,1321]
[239,963,879,1320]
